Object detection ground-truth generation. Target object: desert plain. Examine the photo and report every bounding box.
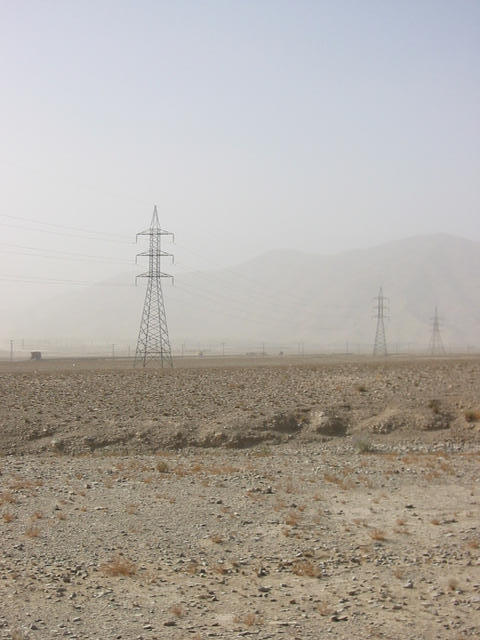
[0,355,479,639]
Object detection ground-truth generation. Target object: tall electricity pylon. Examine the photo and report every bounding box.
[429,306,446,356]
[134,205,174,368]
[373,286,388,356]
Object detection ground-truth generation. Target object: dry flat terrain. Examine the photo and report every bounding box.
[0,356,479,639]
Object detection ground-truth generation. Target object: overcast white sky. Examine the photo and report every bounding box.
[0,0,479,312]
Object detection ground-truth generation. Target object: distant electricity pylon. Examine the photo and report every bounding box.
[134,205,174,368]
[373,286,388,356]
[429,306,446,356]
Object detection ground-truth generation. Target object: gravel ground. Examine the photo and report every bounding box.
[1,356,479,639]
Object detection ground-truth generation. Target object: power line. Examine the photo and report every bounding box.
[0,274,134,287]
[0,244,135,266]
[0,213,131,239]
[0,221,133,244]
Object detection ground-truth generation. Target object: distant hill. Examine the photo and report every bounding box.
[8,234,480,353]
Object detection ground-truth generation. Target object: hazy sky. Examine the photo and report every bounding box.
[0,0,479,308]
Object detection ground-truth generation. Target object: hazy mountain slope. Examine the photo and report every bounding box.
[8,234,480,351]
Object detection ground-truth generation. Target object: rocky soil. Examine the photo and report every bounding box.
[0,356,479,639]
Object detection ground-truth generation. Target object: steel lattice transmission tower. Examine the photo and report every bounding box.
[429,306,446,356]
[373,286,388,356]
[134,205,174,368]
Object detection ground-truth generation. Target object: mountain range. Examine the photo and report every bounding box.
[7,234,480,353]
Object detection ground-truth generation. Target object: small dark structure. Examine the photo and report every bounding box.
[30,351,42,361]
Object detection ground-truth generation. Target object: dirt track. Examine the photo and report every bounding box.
[1,356,479,639]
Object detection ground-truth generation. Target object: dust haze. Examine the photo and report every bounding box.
[1,2,480,639]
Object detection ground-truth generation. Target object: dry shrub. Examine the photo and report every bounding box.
[2,511,15,522]
[323,473,353,490]
[212,563,229,575]
[355,439,375,454]
[467,539,479,550]
[393,567,405,579]
[353,517,367,527]
[0,491,16,505]
[185,560,199,575]
[464,410,480,423]
[25,525,40,538]
[170,604,184,618]
[447,577,459,591]
[173,466,188,477]
[369,529,387,541]
[126,503,137,515]
[284,481,295,494]
[100,555,136,577]
[438,461,454,475]
[318,602,333,616]
[234,613,258,626]
[292,560,321,578]
[57,512,66,521]
[430,518,440,526]
[285,511,300,526]
[156,460,169,473]
[9,478,36,490]
[210,533,223,544]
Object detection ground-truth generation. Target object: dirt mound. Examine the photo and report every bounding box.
[361,408,408,434]
[302,407,350,437]
[1,358,480,456]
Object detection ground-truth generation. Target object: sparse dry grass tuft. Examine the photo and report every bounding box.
[100,555,136,577]
[464,410,480,423]
[156,460,169,473]
[369,529,387,541]
[25,525,40,538]
[209,533,223,544]
[447,577,459,591]
[393,566,405,579]
[0,491,17,505]
[318,602,333,616]
[285,511,300,526]
[234,613,258,627]
[170,604,184,618]
[2,511,15,522]
[323,472,353,490]
[185,560,199,575]
[292,560,321,577]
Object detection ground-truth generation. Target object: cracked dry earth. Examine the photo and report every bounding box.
[0,356,480,639]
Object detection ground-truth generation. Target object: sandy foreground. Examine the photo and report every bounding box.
[0,356,479,639]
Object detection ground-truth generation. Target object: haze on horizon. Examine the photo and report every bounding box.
[0,1,479,339]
